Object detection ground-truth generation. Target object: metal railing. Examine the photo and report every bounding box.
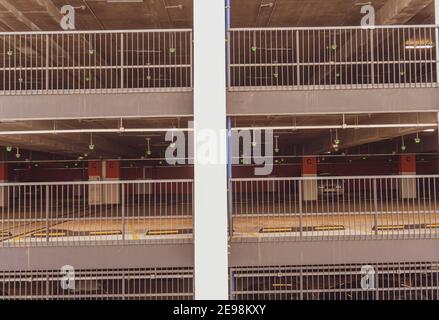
[3,26,437,94]
[231,262,439,300]
[0,267,194,300]
[0,179,193,247]
[228,25,439,90]
[0,29,193,95]
[231,175,439,240]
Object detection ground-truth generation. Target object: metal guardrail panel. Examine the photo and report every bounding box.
[228,25,439,90]
[0,179,194,247]
[231,262,439,300]
[0,29,193,94]
[231,175,439,240]
[0,267,194,300]
[2,25,438,94]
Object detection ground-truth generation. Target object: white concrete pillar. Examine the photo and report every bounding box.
[399,155,417,199]
[88,160,103,205]
[102,160,121,205]
[193,0,229,300]
[88,160,121,205]
[302,157,318,201]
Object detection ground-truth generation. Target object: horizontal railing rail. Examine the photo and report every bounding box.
[230,175,439,240]
[0,29,193,95]
[0,179,194,247]
[228,25,439,90]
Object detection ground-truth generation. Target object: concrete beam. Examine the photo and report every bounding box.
[0,92,193,121]
[230,238,439,267]
[376,0,434,25]
[1,239,439,271]
[0,242,194,271]
[0,0,42,31]
[33,0,63,23]
[227,88,439,116]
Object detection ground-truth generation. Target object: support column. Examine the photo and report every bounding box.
[103,160,120,205]
[0,163,8,207]
[88,160,121,205]
[399,155,417,199]
[302,157,318,201]
[194,0,229,300]
[88,160,103,205]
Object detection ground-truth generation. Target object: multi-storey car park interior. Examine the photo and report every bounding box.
[0,0,439,300]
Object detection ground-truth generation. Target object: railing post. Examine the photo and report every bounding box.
[296,30,300,87]
[435,2,439,83]
[192,181,195,238]
[45,185,50,243]
[227,117,233,238]
[121,183,125,242]
[369,28,375,86]
[226,31,231,89]
[299,266,304,300]
[121,270,126,301]
[373,178,378,236]
[120,33,124,90]
[230,270,235,300]
[298,180,303,240]
[190,30,194,89]
[45,34,50,92]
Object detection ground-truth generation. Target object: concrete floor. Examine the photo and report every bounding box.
[0,199,438,245]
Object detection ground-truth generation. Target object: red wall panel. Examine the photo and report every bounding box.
[88,160,102,178]
[0,163,7,181]
[399,155,417,173]
[105,160,120,179]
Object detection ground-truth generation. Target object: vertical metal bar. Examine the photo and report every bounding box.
[45,185,49,244]
[120,33,124,89]
[299,180,303,239]
[122,182,125,242]
[45,34,50,92]
[227,117,233,237]
[435,1,439,83]
[296,30,300,87]
[373,178,378,237]
[230,270,235,300]
[370,28,375,86]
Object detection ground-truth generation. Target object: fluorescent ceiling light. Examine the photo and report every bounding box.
[423,128,436,132]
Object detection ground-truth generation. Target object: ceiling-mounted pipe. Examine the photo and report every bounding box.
[232,124,437,131]
[0,124,436,136]
[0,128,193,136]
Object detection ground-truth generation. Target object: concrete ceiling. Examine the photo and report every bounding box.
[0,0,434,32]
[0,113,436,161]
